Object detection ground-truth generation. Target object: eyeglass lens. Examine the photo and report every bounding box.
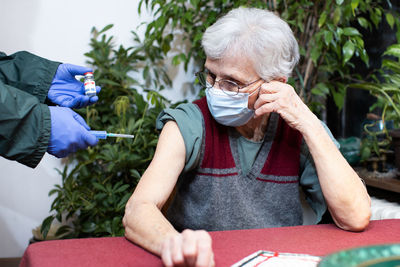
[198,70,239,93]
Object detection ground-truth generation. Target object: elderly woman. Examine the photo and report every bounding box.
[123,7,371,267]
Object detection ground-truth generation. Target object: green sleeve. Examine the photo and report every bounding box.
[299,121,340,223]
[0,51,60,103]
[0,80,51,168]
[156,103,203,172]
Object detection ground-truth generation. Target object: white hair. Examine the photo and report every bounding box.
[202,7,299,81]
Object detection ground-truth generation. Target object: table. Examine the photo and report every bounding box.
[20,219,400,267]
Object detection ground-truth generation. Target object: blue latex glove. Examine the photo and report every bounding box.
[48,63,101,108]
[47,106,98,158]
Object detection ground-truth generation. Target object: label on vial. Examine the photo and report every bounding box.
[84,81,97,96]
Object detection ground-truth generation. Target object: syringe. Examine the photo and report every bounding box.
[90,131,134,139]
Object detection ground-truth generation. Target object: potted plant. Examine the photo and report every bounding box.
[353,43,400,171]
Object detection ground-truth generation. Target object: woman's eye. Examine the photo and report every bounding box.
[221,81,237,91]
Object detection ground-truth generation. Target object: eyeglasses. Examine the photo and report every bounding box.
[195,69,261,95]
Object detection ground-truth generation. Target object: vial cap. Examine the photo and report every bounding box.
[84,72,94,76]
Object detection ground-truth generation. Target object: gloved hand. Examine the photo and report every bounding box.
[48,63,101,108]
[47,106,98,158]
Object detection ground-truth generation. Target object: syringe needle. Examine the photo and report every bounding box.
[90,131,134,139]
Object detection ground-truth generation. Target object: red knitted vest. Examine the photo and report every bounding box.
[193,97,302,180]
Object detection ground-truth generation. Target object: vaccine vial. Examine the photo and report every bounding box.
[84,72,97,97]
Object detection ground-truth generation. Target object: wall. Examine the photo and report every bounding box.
[0,0,197,257]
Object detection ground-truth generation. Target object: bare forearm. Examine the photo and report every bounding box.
[123,201,178,256]
[301,114,371,231]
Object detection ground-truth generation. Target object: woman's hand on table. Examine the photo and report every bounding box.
[161,229,215,267]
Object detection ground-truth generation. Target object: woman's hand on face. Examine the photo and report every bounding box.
[253,81,314,132]
[161,229,215,267]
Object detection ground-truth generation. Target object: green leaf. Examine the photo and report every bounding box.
[342,41,355,64]
[172,54,181,65]
[383,44,400,58]
[336,0,344,5]
[343,27,360,36]
[351,0,359,14]
[385,13,395,28]
[331,85,346,110]
[93,182,107,192]
[360,49,369,66]
[336,27,343,39]
[310,46,320,65]
[350,82,382,93]
[360,146,371,161]
[357,17,369,29]
[382,59,400,73]
[117,194,131,211]
[98,24,114,35]
[333,7,341,25]
[114,184,130,193]
[318,12,327,28]
[55,225,72,238]
[82,222,97,233]
[130,169,141,179]
[324,31,333,45]
[40,216,55,240]
[311,83,330,97]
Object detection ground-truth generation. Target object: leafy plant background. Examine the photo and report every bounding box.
[352,43,400,161]
[41,0,398,238]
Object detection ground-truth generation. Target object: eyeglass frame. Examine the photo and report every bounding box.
[195,69,262,95]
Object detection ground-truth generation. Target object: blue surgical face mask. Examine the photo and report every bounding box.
[205,86,257,127]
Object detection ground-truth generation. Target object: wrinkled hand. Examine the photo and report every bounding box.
[161,229,215,267]
[48,63,101,108]
[254,81,315,132]
[47,106,98,158]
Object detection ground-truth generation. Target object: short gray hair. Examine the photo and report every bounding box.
[202,7,299,81]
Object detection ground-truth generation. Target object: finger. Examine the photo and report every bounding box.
[182,230,197,266]
[161,238,174,267]
[259,81,285,94]
[89,96,99,104]
[95,86,101,94]
[259,82,278,94]
[254,102,278,117]
[72,111,90,130]
[55,96,74,108]
[67,97,84,108]
[171,234,185,266]
[254,92,279,110]
[71,95,90,109]
[195,231,213,267]
[65,63,93,76]
[79,96,90,108]
[209,252,215,267]
[82,131,99,147]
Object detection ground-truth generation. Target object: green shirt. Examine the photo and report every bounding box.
[156,102,340,223]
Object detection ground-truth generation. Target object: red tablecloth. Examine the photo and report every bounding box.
[20,219,400,267]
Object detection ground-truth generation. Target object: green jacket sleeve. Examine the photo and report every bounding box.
[0,80,51,168]
[0,51,60,103]
[0,51,60,168]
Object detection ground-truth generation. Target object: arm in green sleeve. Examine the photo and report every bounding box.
[0,51,60,103]
[0,80,51,168]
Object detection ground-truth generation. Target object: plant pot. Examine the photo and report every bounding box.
[389,129,400,171]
